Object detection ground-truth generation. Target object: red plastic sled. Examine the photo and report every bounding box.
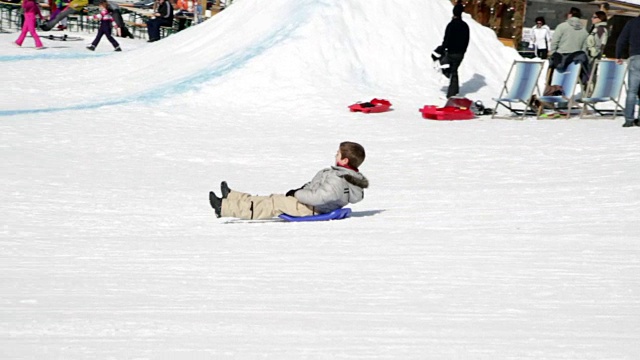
[419,105,475,121]
[349,98,392,113]
[420,96,476,121]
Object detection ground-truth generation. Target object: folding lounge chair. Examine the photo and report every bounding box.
[492,60,545,119]
[579,59,628,119]
[536,61,583,119]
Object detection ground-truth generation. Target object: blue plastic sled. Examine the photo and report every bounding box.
[278,208,352,222]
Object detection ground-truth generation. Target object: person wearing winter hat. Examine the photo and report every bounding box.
[440,0,470,98]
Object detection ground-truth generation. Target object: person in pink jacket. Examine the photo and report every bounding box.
[86,0,121,51]
[15,0,45,49]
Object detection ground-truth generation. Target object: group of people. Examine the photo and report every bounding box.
[530,5,639,127]
[530,5,609,64]
[439,1,639,128]
[13,0,193,50]
[13,0,125,51]
[209,2,636,221]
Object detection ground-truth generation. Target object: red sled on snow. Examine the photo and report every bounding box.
[419,96,475,121]
[419,106,475,120]
[348,98,392,113]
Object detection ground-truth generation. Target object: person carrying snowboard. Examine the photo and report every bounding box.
[209,141,369,220]
[440,0,470,98]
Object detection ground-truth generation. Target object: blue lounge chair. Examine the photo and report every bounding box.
[492,60,545,119]
[536,61,583,119]
[579,59,628,119]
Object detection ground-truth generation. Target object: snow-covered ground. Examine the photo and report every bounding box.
[1,0,639,358]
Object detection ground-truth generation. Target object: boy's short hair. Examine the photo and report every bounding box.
[569,7,582,19]
[340,141,365,170]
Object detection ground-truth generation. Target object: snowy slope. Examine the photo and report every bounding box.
[0,0,519,113]
[1,0,640,359]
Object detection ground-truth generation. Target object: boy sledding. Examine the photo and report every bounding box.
[209,142,369,220]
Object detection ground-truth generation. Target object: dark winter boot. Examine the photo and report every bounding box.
[221,181,231,199]
[622,121,636,127]
[209,191,222,218]
[86,45,95,51]
[114,46,122,52]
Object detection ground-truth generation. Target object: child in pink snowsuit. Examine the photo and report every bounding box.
[15,0,45,49]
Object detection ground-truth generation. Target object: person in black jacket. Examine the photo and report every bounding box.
[441,0,470,98]
[146,0,173,42]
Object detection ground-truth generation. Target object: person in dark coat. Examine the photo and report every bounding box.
[616,16,640,127]
[440,0,470,98]
[146,0,173,42]
[108,1,134,39]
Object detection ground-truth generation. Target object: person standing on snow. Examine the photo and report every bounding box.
[550,7,589,56]
[616,15,640,127]
[531,16,552,59]
[14,0,45,50]
[586,11,609,63]
[440,0,470,99]
[86,0,121,52]
[547,7,589,84]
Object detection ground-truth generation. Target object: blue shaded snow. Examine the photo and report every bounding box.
[0,1,324,117]
[0,52,107,62]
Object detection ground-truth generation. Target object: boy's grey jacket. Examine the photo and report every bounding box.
[294,166,369,214]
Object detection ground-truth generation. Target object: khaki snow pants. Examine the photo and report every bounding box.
[221,191,315,220]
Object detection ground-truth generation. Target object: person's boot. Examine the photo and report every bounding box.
[114,46,122,52]
[634,119,640,127]
[209,191,222,218]
[86,45,96,51]
[623,121,635,127]
[221,181,231,199]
